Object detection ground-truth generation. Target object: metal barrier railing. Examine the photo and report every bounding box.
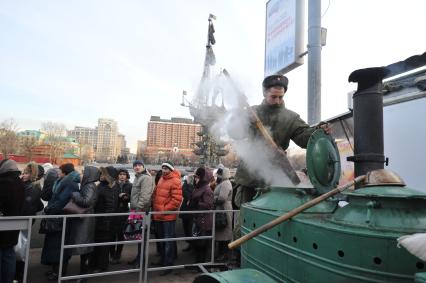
[58,212,146,283]
[143,209,240,283]
[0,208,239,283]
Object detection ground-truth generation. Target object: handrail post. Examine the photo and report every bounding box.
[138,212,146,283]
[23,217,32,283]
[143,213,152,283]
[58,216,67,283]
[211,211,216,264]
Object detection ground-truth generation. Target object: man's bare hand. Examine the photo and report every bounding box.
[318,122,332,135]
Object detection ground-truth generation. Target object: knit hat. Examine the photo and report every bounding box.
[161,161,174,171]
[0,159,20,175]
[133,160,144,167]
[59,163,75,175]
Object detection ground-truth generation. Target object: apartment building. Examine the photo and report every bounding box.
[145,116,201,161]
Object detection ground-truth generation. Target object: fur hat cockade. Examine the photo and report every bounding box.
[262,74,289,91]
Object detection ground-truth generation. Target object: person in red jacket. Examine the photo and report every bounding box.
[151,161,182,275]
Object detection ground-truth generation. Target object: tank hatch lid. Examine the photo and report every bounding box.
[345,186,426,199]
[306,129,341,194]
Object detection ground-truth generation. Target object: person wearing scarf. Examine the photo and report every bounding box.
[40,163,80,281]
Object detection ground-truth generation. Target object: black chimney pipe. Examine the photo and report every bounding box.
[347,67,389,177]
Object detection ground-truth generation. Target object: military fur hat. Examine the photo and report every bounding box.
[262,74,289,91]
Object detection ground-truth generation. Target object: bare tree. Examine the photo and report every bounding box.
[41,122,67,163]
[19,136,39,161]
[78,143,94,165]
[0,119,19,158]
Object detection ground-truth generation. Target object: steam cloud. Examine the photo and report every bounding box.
[195,72,305,188]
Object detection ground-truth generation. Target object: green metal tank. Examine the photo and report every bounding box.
[195,130,426,283]
[240,130,426,282]
[194,61,426,282]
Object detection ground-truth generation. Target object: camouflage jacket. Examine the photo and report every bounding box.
[234,100,315,187]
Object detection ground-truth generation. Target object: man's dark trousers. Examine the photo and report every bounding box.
[154,220,176,266]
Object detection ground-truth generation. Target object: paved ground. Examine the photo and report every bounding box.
[26,242,201,283]
[24,219,232,283]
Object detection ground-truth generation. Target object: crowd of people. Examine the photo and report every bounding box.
[0,159,235,282]
[1,73,330,283]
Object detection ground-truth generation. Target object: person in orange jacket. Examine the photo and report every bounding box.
[151,161,182,275]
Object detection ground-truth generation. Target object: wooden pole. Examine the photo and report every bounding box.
[248,108,300,185]
[228,175,366,250]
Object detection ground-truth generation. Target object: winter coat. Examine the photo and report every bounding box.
[22,180,44,216]
[130,170,153,212]
[117,181,132,213]
[180,178,194,220]
[0,169,25,248]
[94,168,119,240]
[112,180,132,233]
[41,170,80,265]
[43,171,80,215]
[213,168,233,241]
[190,169,214,232]
[40,168,60,202]
[235,100,315,187]
[95,181,118,239]
[67,166,99,255]
[152,170,183,221]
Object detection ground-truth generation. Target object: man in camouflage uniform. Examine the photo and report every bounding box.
[234,74,316,207]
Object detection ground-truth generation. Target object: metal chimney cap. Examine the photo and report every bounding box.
[348,67,389,91]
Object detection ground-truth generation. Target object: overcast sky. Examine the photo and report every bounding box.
[1,0,425,153]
